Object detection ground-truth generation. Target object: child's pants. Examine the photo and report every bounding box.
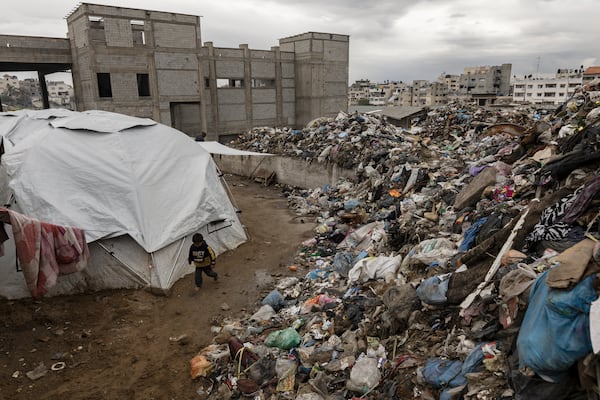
[195,266,218,287]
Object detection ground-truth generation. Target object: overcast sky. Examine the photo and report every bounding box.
[2,0,598,84]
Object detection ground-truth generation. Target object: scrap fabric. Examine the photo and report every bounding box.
[0,207,89,297]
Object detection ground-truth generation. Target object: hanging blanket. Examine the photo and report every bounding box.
[0,207,89,297]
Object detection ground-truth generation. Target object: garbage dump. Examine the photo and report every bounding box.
[192,79,600,399]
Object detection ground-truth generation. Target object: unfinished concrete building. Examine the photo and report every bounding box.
[458,64,512,105]
[0,3,349,141]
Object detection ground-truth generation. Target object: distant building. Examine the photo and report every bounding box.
[458,64,512,105]
[425,82,448,106]
[368,86,386,106]
[348,64,511,108]
[512,70,582,105]
[47,81,74,107]
[404,80,448,107]
[348,79,372,105]
[19,78,41,99]
[438,73,460,100]
[385,82,411,106]
[0,74,19,93]
[583,66,600,84]
[0,77,73,110]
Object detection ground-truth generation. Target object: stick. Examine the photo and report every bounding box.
[459,208,530,316]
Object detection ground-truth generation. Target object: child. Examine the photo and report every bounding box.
[188,233,218,291]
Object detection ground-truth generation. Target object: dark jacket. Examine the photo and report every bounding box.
[188,241,216,267]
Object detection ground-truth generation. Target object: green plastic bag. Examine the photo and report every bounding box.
[265,327,301,350]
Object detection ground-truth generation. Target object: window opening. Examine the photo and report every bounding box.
[137,73,150,97]
[97,73,112,98]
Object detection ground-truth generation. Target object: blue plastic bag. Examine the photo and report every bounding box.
[344,199,360,210]
[458,217,488,252]
[333,252,354,277]
[517,270,598,382]
[423,359,463,389]
[423,344,485,391]
[305,268,331,280]
[262,290,285,311]
[417,274,450,305]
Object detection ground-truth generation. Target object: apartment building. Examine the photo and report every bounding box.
[512,70,582,105]
[458,64,512,105]
[438,73,460,100]
[47,81,74,106]
[348,79,372,105]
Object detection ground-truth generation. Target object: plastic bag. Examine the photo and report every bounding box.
[422,343,485,394]
[265,327,301,350]
[422,358,463,388]
[275,359,296,392]
[250,304,276,323]
[458,217,488,252]
[347,254,402,283]
[517,270,597,382]
[347,357,381,394]
[301,294,336,314]
[333,252,354,277]
[262,290,285,311]
[401,238,457,268]
[417,274,451,305]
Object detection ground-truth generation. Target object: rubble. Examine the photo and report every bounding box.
[191,81,600,399]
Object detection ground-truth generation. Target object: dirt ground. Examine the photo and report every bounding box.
[0,174,315,400]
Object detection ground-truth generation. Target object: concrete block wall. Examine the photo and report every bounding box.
[215,155,356,189]
[154,52,198,69]
[110,72,140,101]
[157,70,200,96]
[203,41,297,137]
[104,19,134,47]
[279,32,349,127]
[153,23,197,48]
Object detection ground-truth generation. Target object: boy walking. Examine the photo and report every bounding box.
[188,233,218,291]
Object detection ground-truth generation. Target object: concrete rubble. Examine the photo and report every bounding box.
[192,79,600,399]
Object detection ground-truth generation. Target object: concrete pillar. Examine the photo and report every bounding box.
[240,44,252,132]
[272,46,283,127]
[147,20,161,123]
[38,71,49,109]
[205,42,219,135]
[196,17,208,136]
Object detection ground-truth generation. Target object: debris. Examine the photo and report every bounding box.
[169,334,190,345]
[51,362,66,371]
[196,90,600,398]
[26,362,47,381]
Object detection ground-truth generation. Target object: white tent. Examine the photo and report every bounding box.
[0,109,247,298]
[196,141,273,156]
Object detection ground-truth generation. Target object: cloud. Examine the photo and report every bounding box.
[1,0,598,83]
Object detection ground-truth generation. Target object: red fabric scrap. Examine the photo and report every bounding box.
[0,207,90,297]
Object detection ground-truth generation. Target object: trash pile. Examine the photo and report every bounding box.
[192,79,600,399]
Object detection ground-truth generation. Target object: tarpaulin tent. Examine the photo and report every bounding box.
[0,109,247,298]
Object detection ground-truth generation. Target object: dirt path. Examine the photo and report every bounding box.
[0,175,315,400]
